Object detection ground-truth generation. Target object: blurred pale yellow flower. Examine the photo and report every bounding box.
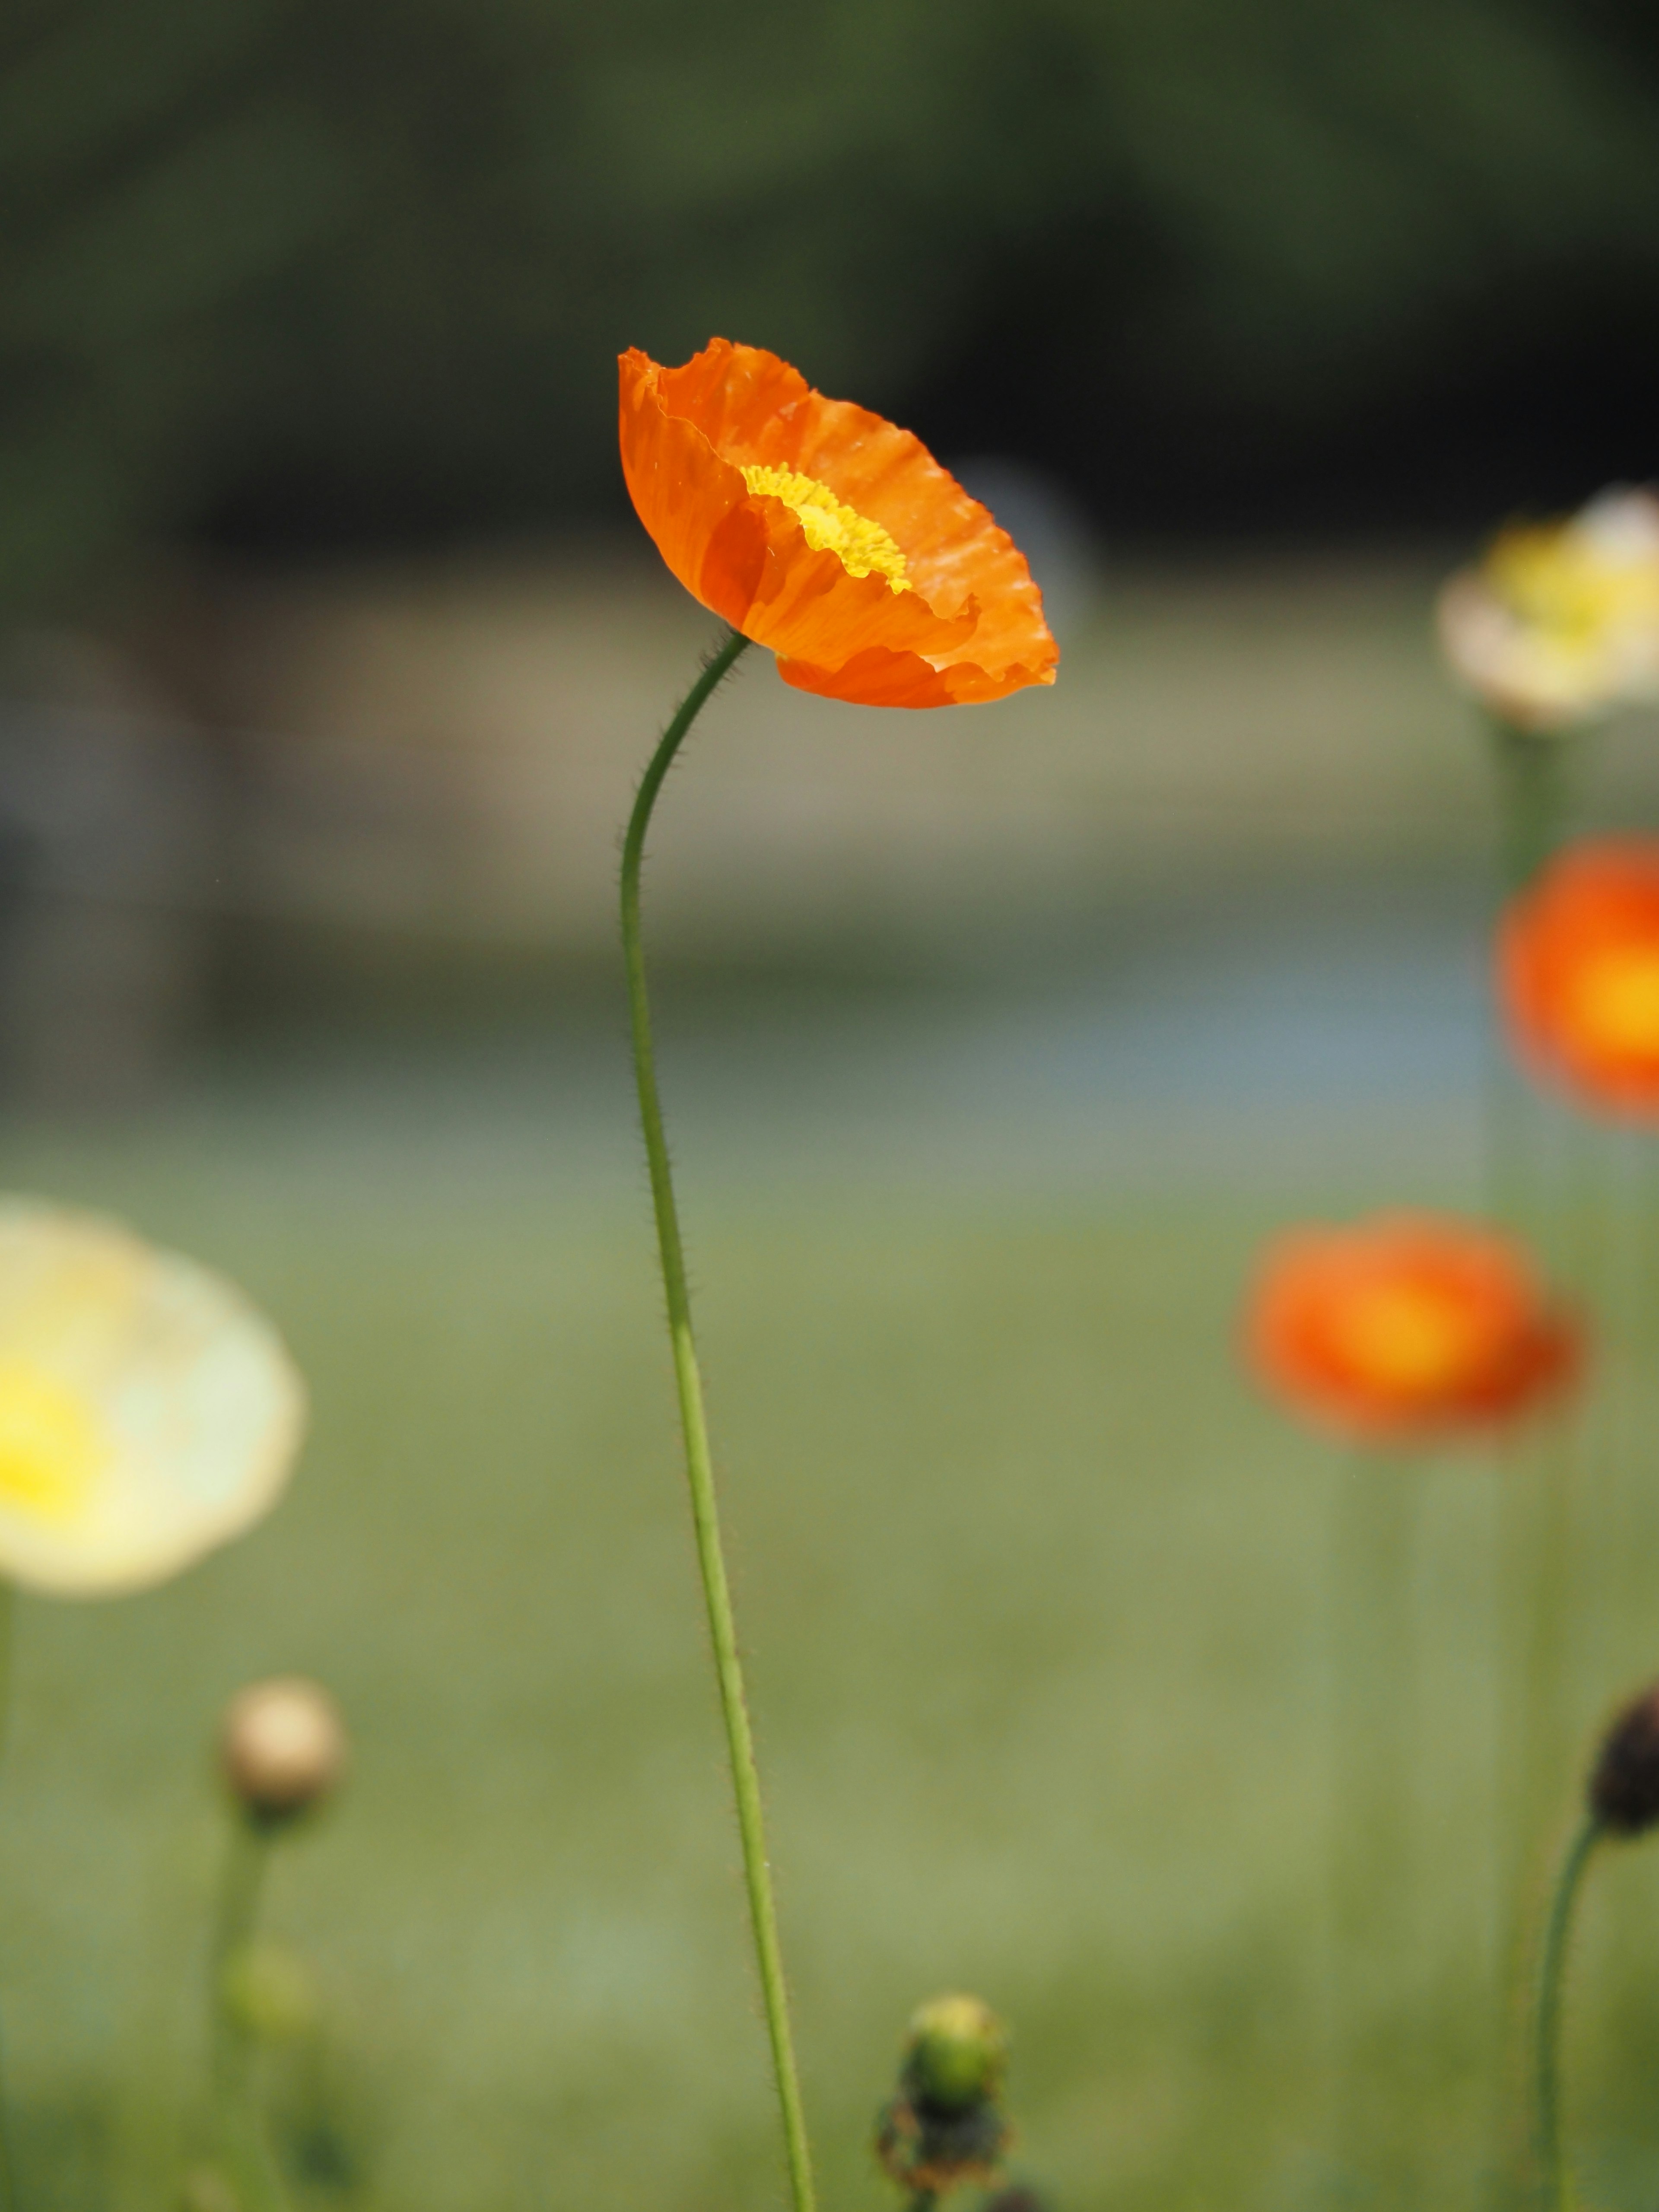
[1438,489,1659,730]
[0,1199,303,1596]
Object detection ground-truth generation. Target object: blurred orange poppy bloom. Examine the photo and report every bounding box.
[1500,838,1659,1117]
[619,340,1058,708]
[1246,1214,1578,1444]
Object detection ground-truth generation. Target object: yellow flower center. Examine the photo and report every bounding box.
[0,1361,105,1520]
[741,466,911,591]
[1333,1284,1480,1394]
[1570,945,1659,1057]
[1487,528,1659,652]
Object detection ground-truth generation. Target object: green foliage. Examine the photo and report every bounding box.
[3,0,1659,604]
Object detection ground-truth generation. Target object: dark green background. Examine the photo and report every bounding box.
[5,0,1659,606]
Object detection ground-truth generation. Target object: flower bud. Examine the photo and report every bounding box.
[220,1937,320,2042]
[1589,1681,1659,1834]
[903,1992,1007,2114]
[221,1677,346,1822]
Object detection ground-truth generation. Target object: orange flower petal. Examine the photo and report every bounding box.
[619,341,1058,708]
[1245,1212,1579,1445]
[1500,838,1659,1117]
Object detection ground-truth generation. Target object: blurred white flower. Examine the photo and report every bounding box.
[0,1199,303,1595]
[1437,488,1659,730]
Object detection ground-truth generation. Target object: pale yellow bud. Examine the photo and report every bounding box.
[220,1677,346,1820]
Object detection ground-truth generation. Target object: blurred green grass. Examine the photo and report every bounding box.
[0,1091,1656,2212]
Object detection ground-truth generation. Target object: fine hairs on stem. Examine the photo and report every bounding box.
[620,628,818,2212]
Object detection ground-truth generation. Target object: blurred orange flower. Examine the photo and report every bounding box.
[1246,1214,1578,1444]
[1500,838,1659,1117]
[618,340,1058,708]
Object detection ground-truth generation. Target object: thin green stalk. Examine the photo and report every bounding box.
[1488,718,1571,901]
[1534,1815,1601,2212]
[1329,1458,1420,2194]
[620,628,818,2212]
[1484,716,1569,1239]
[208,1813,286,2212]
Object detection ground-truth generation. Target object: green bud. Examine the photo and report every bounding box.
[220,1938,319,2043]
[903,1993,1007,2113]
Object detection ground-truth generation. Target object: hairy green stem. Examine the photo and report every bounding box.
[621,628,817,2212]
[1534,1815,1601,2212]
[208,1813,286,2212]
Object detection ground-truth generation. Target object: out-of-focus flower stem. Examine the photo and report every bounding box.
[1534,1814,1601,2212]
[1484,716,1571,1238]
[621,629,818,2212]
[1329,1456,1419,2196]
[1483,709,1583,2202]
[1489,718,1572,900]
[208,1812,286,2212]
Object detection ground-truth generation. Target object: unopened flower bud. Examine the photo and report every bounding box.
[221,1677,346,1822]
[1589,1681,1659,1834]
[903,1992,1007,2114]
[220,1937,319,2043]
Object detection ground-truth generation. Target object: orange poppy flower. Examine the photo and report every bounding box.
[618,340,1058,708]
[1246,1213,1578,1444]
[1500,838,1659,1117]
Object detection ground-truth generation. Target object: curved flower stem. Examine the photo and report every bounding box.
[208,1812,287,2212]
[1534,1814,1602,2212]
[621,628,818,2212]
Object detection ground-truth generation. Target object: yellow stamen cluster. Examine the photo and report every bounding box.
[0,1360,105,1520]
[1570,947,1659,1056]
[741,465,910,591]
[1333,1284,1480,1392]
[1487,526,1659,657]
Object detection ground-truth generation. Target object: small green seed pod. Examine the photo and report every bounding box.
[219,1937,320,2043]
[903,1992,1007,2114]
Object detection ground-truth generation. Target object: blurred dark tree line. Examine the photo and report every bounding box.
[4,0,1659,607]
